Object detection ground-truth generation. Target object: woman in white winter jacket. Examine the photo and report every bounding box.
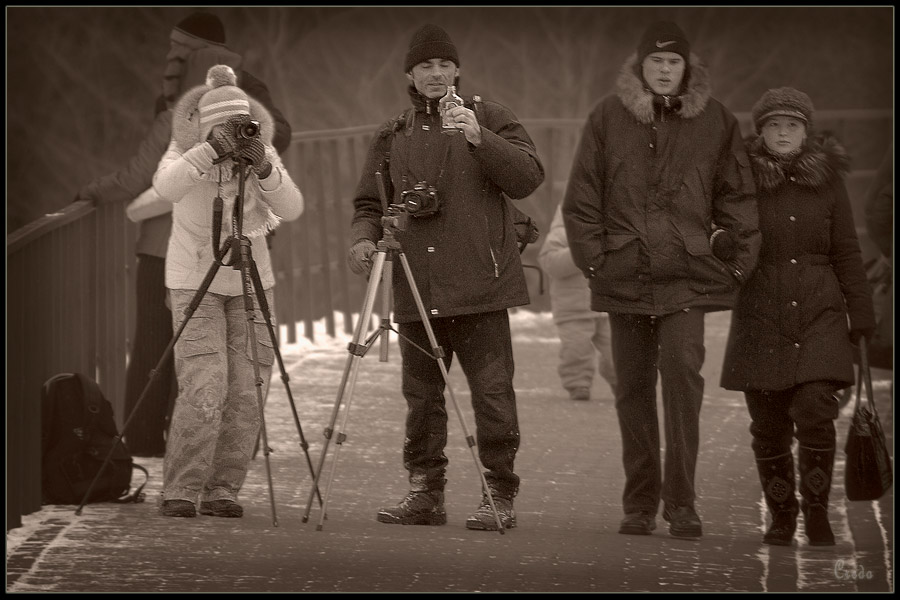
[152,65,303,519]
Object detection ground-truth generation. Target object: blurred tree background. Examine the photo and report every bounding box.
[6,6,893,233]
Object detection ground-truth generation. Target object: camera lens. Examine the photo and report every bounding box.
[238,120,260,139]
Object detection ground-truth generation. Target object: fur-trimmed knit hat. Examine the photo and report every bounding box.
[637,20,690,64]
[198,65,250,141]
[404,24,459,73]
[752,87,815,133]
[172,12,226,46]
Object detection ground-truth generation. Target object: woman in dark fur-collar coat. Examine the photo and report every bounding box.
[721,87,875,548]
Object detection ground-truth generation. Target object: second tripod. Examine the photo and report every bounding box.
[301,185,506,534]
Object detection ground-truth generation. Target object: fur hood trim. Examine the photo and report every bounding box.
[171,83,275,153]
[747,133,850,192]
[170,82,280,239]
[616,52,711,124]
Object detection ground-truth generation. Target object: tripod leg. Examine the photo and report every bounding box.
[246,258,323,508]
[396,251,506,534]
[304,250,387,529]
[75,256,224,516]
[229,239,283,526]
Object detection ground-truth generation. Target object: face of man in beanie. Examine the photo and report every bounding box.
[407,58,460,99]
[642,52,686,96]
[761,116,807,156]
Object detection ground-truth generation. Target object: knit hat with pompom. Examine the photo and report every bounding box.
[198,65,250,141]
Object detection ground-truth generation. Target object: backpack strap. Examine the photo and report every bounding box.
[112,464,149,504]
[75,373,104,436]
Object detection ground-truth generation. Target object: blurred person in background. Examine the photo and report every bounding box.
[538,204,617,402]
[721,87,875,546]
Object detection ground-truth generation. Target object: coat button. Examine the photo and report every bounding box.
[791,301,798,307]
[649,143,655,148]
[789,216,796,222]
[794,342,800,348]
[790,176,796,182]
[427,246,435,253]
[790,258,797,264]
[430,308,439,315]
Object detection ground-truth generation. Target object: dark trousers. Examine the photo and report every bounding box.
[609,309,705,514]
[123,255,176,457]
[397,310,520,499]
[745,382,840,458]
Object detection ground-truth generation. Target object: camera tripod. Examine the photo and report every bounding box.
[301,171,506,534]
[76,153,321,526]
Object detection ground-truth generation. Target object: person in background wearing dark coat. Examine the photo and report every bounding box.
[75,11,292,457]
[562,21,760,540]
[347,24,545,531]
[721,87,875,547]
[862,142,892,370]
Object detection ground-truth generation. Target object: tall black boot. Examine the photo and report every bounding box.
[798,446,836,546]
[755,451,800,546]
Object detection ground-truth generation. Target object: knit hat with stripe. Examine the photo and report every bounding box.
[198,65,249,141]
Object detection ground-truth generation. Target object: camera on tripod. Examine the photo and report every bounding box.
[400,182,440,218]
[231,115,261,147]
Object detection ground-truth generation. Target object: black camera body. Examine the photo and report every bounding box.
[400,182,440,218]
[232,115,261,147]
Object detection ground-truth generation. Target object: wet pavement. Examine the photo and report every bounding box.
[6,311,894,593]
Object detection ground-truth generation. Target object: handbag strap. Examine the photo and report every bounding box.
[853,337,878,417]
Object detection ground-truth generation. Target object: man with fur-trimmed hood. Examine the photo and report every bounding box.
[152,65,303,519]
[562,20,760,540]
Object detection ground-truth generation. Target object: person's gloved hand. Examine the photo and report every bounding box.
[849,327,875,345]
[710,228,739,262]
[239,137,272,178]
[208,118,241,159]
[348,240,377,275]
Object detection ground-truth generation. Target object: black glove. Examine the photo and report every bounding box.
[348,240,377,276]
[849,327,875,345]
[710,228,739,262]
[208,117,241,159]
[238,137,272,178]
[514,217,540,253]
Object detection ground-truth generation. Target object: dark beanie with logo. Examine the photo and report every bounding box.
[173,12,226,46]
[404,24,459,73]
[637,20,690,63]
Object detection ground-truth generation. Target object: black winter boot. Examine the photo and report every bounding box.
[466,487,516,531]
[798,446,836,546]
[376,490,446,525]
[755,452,800,546]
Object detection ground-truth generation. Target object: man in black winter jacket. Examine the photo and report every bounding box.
[347,23,544,531]
[562,20,760,540]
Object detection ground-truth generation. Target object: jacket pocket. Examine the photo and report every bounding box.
[601,233,641,280]
[684,234,734,294]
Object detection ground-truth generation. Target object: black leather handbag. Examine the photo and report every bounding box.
[844,340,893,501]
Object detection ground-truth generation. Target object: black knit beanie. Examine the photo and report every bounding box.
[404,24,459,73]
[174,12,226,45]
[637,20,690,64]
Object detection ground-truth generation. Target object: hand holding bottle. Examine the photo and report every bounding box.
[438,85,482,146]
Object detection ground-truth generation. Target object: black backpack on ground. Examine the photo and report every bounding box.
[41,373,148,505]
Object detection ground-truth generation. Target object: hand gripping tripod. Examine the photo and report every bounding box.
[301,171,505,534]
[75,152,321,526]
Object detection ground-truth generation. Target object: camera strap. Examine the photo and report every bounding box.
[395,109,452,197]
